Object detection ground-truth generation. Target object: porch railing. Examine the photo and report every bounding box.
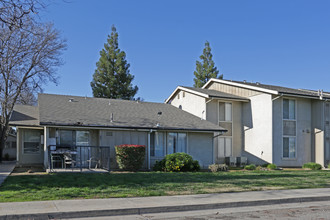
[48,145,111,172]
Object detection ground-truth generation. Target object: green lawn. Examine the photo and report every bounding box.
[0,170,330,202]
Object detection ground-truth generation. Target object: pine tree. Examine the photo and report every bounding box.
[193,41,223,88]
[91,25,138,100]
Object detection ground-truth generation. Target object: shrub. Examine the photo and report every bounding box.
[244,164,256,170]
[4,153,10,161]
[208,163,228,172]
[267,163,277,170]
[115,144,146,171]
[153,153,200,172]
[302,162,322,170]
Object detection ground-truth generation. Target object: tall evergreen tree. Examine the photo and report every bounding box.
[193,41,222,88]
[91,25,138,100]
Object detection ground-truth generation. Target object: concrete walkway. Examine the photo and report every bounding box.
[0,161,15,186]
[0,188,330,219]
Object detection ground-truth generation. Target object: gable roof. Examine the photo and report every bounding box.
[10,105,39,127]
[10,93,226,132]
[203,78,330,99]
[165,86,249,103]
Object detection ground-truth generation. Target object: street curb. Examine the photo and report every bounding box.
[2,195,330,220]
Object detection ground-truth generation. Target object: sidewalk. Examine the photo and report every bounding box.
[0,161,15,186]
[0,188,330,219]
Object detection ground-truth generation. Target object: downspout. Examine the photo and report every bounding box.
[148,129,153,170]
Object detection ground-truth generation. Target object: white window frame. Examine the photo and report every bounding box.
[282,98,297,159]
[217,101,233,158]
[23,129,42,155]
[217,137,232,158]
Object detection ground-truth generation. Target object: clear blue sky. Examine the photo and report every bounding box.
[40,0,330,102]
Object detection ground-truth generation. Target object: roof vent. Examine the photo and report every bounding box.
[110,113,114,122]
[68,98,74,102]
[156,123,160,127]
[256,82,260,85]
[158,111,162,115]
[243,80,247,83]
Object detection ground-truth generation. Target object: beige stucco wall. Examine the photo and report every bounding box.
[17,127,44,165]
[170,90,206,119]
[206,100,243,162]
[273,97,313,167]
[242,93,273,164]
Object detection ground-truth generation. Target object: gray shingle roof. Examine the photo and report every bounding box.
[11,93,224,132]
[225,80,330,99]
[181,86,249,101]
[10,105,39,126]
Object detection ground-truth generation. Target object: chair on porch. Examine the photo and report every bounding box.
[87,157,100,169]
[64,153,76,171]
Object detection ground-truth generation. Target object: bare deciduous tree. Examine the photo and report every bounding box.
[0,9,66,161]
[0,0,43,29]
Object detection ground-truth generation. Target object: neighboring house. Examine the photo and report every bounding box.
[166,78,330,167]
[2,128,17,160]
[9,93,225,170]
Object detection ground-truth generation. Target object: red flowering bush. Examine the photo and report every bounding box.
[115,145,146,171]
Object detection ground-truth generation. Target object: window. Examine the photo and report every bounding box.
[23,130,42,154]
[283,99,295,120]
[177,93,180,99]
[283,99,296,158]
[150,132,165,157]
[283,137,296,158]
[183,91,185,98]
[76,131,89,146]
[150,132,187,157]
[219,102,232,137]
[218,137,232,157]
[57,130,90,147]
[167,132,187,154]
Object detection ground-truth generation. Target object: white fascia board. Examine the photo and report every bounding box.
[165,86,209,103]
[202,79,279,95]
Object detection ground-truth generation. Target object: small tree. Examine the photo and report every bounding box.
[193,41,222,88]
[91,25,138,100]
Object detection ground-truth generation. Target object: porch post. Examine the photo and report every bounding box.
[148,131,151,170]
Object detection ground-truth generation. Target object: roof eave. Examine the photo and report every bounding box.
[39,122,226,133]
[165,86,209,103]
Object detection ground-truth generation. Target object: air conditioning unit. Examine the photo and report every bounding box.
[225,157,237,167]
[236,157,247,167]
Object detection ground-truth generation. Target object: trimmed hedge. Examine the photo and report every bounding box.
[302,162,322,170]
[115,144,146,171]
[153,153,200,172]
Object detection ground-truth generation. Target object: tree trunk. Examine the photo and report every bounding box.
[0,123,10,163]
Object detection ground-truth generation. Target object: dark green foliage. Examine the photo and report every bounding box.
[153,153,200,172]
[267,164,277,170]
[302,162,322,170]
[244,164,256,170]
[4,153,10,160]
[91,25,138,100]
[115,145,146,171]
[193,41,222,88]
[208,163,228,172]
